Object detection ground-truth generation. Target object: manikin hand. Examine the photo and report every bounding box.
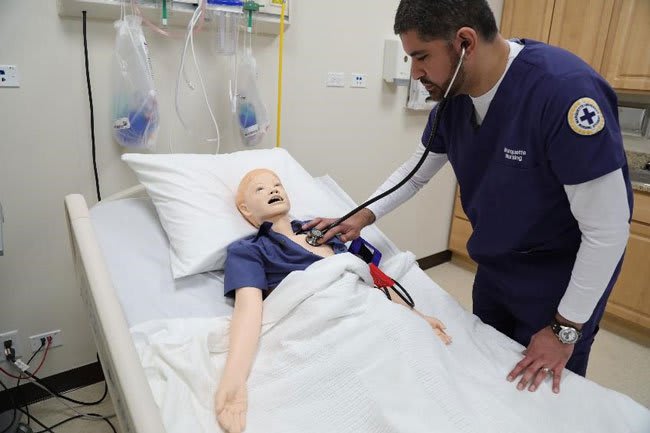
[215,378,248,433]
[302,208,376,244]
[417,311,452,345]
[507,326,573,394]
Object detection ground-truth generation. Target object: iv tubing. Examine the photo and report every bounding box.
[129,0,207,38]
[276,1,285,148]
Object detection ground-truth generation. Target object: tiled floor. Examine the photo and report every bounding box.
[14,262,650,432]
[425,261,650,408]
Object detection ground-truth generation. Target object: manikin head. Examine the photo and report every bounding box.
[236,169,291,228]
[394,0,499,100]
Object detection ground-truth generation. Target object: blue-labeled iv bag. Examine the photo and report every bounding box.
[234,52,269,146]
[112,15,159,149]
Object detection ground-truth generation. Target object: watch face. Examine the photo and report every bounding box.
[559,327,578,343]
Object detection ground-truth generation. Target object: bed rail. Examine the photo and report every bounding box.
[64,194,166,433]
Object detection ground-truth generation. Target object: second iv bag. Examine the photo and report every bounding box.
[235,53,270,146]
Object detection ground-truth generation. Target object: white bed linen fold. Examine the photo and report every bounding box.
[131,252,650,433]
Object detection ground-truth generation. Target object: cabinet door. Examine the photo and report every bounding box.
[607,221,650,329]
[548,0,615,71]
[601,0,650,92]
[500,0,555,41]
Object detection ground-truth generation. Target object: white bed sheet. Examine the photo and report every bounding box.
[89,175,401,326]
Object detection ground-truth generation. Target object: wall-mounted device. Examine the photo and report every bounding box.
[383,39,411,85]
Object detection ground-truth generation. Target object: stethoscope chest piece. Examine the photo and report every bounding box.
[305,228,324,246]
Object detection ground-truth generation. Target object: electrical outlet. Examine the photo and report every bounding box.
[0,65,20,88]
[0,330,22,363]
[29,330,63,352]
[350,73,367,88]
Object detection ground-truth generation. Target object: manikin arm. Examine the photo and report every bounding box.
[215,287,263,433]
[383,286,452,345]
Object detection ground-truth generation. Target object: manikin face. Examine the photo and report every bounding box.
[401,30,466,101]
[237,169,291,227]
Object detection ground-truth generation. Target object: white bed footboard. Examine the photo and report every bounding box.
[65,194,166,433]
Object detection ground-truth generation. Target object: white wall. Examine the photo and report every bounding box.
[0,0,502,377]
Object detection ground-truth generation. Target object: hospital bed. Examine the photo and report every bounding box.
[64,162,650,433]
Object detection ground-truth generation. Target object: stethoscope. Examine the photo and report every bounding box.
[303,42,468,247]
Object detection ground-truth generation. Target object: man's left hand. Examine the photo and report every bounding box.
[506,327,573,394]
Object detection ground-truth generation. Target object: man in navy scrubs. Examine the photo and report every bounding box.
[305,0,632,394]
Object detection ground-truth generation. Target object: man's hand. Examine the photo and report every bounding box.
[507,326,573,394]
[215,378,248,433]
[417,312,452,345]
[302,208,376,244]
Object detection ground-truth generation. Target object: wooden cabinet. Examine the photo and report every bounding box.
[448,189,476,268]
[500,0,650,93]
[547,0,615,71]
[605,191,650,333]
[600,0,650,92]
[500,0,555,42]
[448,189,650,336]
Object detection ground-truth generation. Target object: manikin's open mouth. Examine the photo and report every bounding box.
[268,196,283,204]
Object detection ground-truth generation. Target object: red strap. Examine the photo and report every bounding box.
[369,263,394,288]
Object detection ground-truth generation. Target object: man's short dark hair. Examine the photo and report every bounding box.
[394,0,498,42]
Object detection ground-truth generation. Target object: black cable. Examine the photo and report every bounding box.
[83,10,102,202]
[20,371,108,407]
[322,97,450,235]
[32,414,82,433]
[14,408,53,433]
[17,340,46,427]
[391,281,415,309]
[30,412,117,433]
[0,377,17,433]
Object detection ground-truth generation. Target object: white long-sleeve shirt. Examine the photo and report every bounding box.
[367,40,630,324]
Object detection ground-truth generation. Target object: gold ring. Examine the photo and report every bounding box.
[541,367,551,375]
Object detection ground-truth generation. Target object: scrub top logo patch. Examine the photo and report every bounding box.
[568,97,605,136]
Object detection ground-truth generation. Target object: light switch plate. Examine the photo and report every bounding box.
[0,65,20,88]
[326,72,345,88]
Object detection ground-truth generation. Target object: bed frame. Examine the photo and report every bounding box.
[65,187,165,433]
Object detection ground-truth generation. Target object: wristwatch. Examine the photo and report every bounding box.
[551,319,582,344]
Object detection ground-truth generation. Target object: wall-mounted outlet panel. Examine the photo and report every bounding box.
[0,330,22,363]
[0,65,20,87]
[29,330,63,352]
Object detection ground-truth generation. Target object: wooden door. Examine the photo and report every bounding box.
[500,0,555,41]
[548,0,615,71]
[601,0,650,92]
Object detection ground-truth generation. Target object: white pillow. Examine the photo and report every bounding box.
[122,148,348,278]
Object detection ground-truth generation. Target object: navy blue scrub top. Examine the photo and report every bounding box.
[423,40,633,288]
[224,220,347,298]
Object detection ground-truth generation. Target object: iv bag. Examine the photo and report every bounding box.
[112,15,159,149]
[235,54,270,146]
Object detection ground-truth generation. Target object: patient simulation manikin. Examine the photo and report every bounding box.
[215,169,451,433]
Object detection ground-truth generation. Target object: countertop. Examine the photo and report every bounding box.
[627,150,650,194]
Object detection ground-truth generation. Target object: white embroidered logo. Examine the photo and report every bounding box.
[504,147,526,162]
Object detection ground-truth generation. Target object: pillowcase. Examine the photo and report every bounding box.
[122,148,348,278]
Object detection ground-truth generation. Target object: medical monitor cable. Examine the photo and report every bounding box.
[83,11,101,202]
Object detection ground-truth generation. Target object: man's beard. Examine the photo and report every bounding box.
[420,48,465,102]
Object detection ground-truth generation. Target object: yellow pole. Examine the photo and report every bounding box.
[276,0,286,148]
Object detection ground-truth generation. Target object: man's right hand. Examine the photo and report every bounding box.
[302,208,376,244]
